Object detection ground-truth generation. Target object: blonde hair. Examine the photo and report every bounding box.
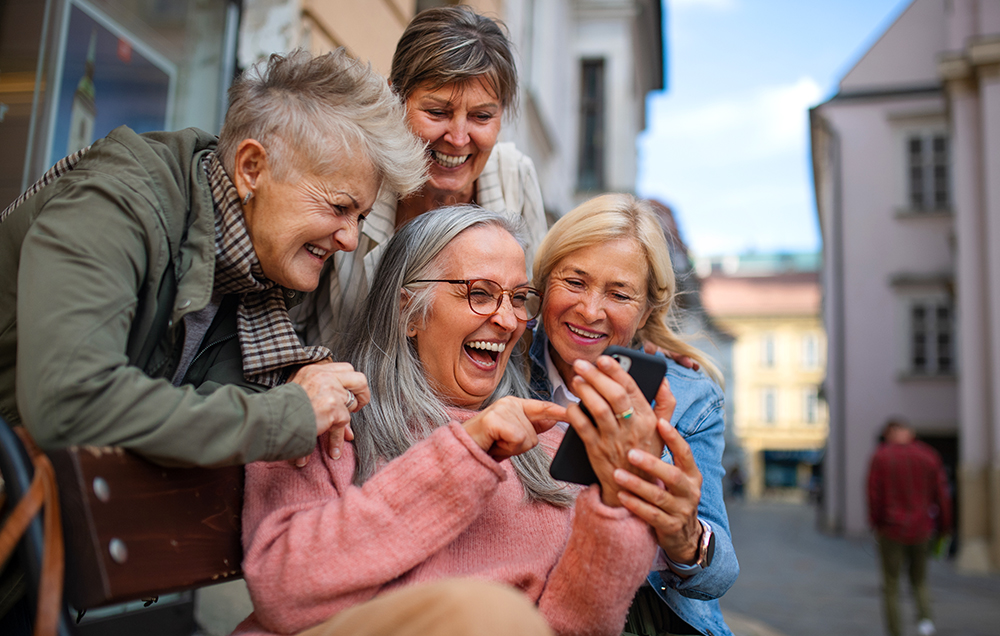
[532,193,722,385]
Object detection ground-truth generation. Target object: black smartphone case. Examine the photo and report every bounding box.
[549,345,667,485]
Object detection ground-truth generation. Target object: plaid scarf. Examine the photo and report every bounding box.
[204,153,331,387]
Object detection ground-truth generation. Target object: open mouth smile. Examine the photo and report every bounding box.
[431,150,471,168]
[304,243,329,259]
[464,340,506,368]
[567,324,604,341]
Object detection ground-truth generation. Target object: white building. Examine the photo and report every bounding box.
[239,0,664,219]
[810,0,1000,571]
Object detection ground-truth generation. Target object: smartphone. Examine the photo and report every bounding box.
[548,345,668,485]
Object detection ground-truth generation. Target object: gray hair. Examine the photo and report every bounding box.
[343,205,572,506]
[390,6,519,118]
[218,48,426,198]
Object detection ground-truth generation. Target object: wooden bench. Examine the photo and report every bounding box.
[0,415,245,634]
[49,447,244,610]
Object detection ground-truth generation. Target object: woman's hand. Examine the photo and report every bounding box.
[463,397,567,461]
[289,360,369,464]
[642,341,699,372]
[565,356,673,507]
[613,417,704,567]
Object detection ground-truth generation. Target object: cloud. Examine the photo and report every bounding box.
[646,76,823,165]
[638,77,825,255]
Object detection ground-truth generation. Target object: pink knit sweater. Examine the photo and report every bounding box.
[233,414,657,636]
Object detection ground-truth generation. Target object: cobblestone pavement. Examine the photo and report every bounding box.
[719,499,1000,636]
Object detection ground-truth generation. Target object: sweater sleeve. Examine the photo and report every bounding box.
[537,486,657,636]
[240,422,507,635]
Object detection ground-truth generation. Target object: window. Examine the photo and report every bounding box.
[803,388,819,424]
[761,333,776,368]
[762,387,777,424]
[909,299,954,375]
[801,333,819,369]
[907,133,950,211]
[577,59,605,191]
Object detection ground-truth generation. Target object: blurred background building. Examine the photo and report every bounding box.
[699,253,827,501]
[2,0,663,223]
[810,0,1000,572]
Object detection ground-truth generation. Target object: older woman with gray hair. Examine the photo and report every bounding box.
[0,48,425,467]
[296,5,548,350]
[235,206,669,636]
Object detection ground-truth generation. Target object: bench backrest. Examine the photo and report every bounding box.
[48,446,244,609]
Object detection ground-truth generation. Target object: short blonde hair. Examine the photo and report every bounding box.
[533,193,722,385]
[218,48,426,198]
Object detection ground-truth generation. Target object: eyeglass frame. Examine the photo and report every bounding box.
[410,279,542,322]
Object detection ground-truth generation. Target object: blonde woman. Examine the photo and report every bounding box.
[530,193,737,636]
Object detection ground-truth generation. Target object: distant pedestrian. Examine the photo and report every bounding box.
[867,419,952,636]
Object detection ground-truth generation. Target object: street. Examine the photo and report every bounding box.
[720,500,1000,636]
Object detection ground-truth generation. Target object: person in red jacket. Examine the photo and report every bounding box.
[867,418,952,636]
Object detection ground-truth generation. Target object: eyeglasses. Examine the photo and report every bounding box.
[412,279,542,322]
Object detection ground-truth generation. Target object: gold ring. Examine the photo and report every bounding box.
[616,407,634,420]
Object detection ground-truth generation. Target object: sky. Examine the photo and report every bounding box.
[636,0,912,257]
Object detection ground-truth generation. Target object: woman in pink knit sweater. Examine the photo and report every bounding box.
[234,206,673,636]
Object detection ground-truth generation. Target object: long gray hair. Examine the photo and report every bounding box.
[343,205,572,506]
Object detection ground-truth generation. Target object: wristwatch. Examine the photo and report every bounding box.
[695,518,715,568]
[662,518,715,576]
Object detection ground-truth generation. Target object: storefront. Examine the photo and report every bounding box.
[1,0,239,209]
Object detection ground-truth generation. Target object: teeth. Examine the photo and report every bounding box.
[467,341,506,353]
[568,325,602,340]
[305,243,328,258]
[431,150,471,168]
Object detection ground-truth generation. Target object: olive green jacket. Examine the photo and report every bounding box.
[0,126,316,467]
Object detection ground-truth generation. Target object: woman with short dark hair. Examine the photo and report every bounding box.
[296,6,548,350]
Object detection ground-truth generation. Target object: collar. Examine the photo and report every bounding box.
[205,153,331,386]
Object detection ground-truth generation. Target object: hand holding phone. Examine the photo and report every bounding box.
[549,346,667,485]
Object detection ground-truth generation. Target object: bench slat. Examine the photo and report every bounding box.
[49,447,244,609]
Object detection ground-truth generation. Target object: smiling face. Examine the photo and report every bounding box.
[240,142,380,291]
[542,239,654,385]
[404,78,503,204]
[412,224,527,409]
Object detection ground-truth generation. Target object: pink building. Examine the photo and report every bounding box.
[811,0,1000,571]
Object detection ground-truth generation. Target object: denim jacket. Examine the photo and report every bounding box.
[528,327,738,636]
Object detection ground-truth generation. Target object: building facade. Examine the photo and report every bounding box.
[238,0,663,219]
[0,0,240,211]
[811,0,1000,571]
[700,256,828,500]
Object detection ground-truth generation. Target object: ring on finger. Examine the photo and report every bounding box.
[344,390,358,411]
[616,406,635,420]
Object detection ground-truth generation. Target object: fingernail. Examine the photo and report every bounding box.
[628,449,642,463]
[613,468,628,483]
[295,457,307,468]
[330,446,341,460]
[573,359,592,371]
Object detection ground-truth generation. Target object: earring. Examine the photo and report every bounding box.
[242,191,253,206]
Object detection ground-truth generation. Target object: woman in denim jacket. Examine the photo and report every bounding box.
[528,194,738,636]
